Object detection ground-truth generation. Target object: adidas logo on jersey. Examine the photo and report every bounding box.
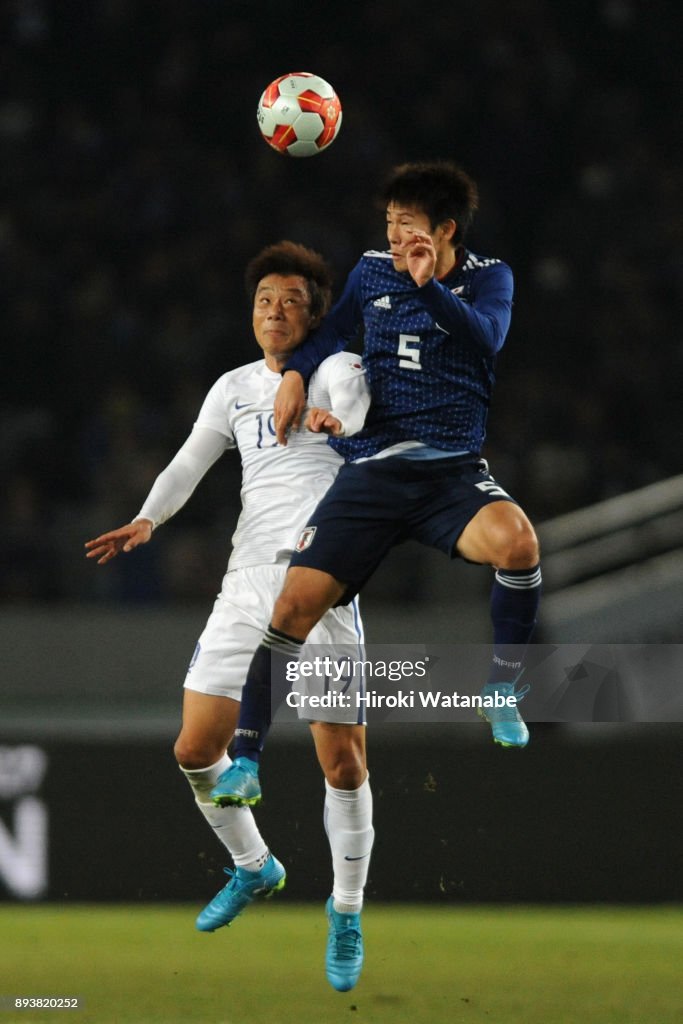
[373,295,392,310]
[462,254,501,272]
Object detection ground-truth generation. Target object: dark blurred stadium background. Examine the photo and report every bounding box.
[1,1,681,907]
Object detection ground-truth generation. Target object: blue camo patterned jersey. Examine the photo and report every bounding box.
[285,247,514,461]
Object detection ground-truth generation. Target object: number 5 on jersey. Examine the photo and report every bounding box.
[475,479,511,500]
[398,333,422,370]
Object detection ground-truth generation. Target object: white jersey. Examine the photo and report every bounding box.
[136,352,369,572]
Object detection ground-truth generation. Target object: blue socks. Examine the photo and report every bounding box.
[233,625,304,763]
[488,565,542,685]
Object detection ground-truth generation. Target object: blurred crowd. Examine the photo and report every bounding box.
[2,0,681,603]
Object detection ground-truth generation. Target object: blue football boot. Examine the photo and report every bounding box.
[479,681,530,748]
[195,855,285,932]
[210,756,262,807]
[325,896,364,992]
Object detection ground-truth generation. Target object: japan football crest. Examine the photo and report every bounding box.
[295,526,317,551]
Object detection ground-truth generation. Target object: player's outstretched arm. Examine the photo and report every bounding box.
[304,407,344,436]
[274,370,306,446]
[84,519,153,565]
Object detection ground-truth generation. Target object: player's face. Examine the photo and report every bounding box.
[386,203,453,273]
[252,274,318,368]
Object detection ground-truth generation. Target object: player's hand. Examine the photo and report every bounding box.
[405,230,437,287]
[274,370,306,446]
[84,519,153,565]
[305,407,344,436]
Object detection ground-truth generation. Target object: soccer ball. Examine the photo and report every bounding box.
[257,72,342,157]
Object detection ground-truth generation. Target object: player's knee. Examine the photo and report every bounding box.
[493,517,539,569]
[323,748,366,790]
[501,523,539,568]
[326,763,365,790]
[173,734,224,771]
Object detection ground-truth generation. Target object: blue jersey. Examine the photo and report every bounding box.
[286,248,513,460]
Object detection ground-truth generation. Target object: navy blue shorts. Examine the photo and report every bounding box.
[290,454,517,604]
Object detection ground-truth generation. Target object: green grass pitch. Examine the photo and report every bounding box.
[1,904,681,1023]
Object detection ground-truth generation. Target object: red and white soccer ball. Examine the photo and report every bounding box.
[257,72,342,157]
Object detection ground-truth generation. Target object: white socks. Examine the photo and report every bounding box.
[324,775,374,914]
[181,756,375,909]
[180,754,269,871]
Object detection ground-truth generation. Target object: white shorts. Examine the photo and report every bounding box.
[183,564,366,725]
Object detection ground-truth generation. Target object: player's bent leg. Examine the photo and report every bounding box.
[176,691,262,821]
[455,500,539,569]
[177,694,265,819]
[211,568,347,806]
[310,723,372,991]
[175,691,284,931]
[456,502,541,749]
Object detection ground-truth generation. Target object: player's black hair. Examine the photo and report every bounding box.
[381,161,479,244]
[245,241,333,319]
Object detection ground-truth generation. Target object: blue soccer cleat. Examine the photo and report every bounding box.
[479,681,530,748]
[325,896,364,992]
[210,757,262,807]
[195,854,285,932]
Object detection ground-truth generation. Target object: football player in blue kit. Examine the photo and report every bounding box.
[213,161,541,821]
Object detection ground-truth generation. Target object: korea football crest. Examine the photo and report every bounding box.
[296,526,317,552]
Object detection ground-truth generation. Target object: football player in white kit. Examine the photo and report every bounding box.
[85,243,374,968]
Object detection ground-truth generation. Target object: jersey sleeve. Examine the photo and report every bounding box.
[316,353,371,437]
[135,373,236,529]
[417,261,514,355]
[135,426,229,529]
[194,375,239,442]
[284,262,365,383]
